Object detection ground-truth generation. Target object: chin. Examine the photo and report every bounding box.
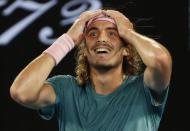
[93,61,115,69]
[93,64,113,71]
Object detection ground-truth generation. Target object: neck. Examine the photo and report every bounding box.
[90,65,126,95]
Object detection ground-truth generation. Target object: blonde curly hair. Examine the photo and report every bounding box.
[75,40,145,86]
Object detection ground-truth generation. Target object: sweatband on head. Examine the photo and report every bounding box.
[84,14,116,33]
[43,34,75,65]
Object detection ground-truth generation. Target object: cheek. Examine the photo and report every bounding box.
[114,42,125,51]
[108,37,123,45]
[84,43,93,56]
[84,38,91,48]
[85,36,96,42]
[85,40,96,51]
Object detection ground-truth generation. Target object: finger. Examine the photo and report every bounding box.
[106,10,120,17]
[104,10,120,22]
[80,9,102,22]
[106,10,134,31]
[73,10,102,29]
[86,10,102,19]
[101,10,107,15]
[106,10,128,20]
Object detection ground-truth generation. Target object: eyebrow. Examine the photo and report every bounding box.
[87,27,117,33]
[87,27,98,33]
[106,27,117,31]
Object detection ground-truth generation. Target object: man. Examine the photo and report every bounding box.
[10,10,172,131]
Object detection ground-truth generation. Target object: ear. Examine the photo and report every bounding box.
[123,46,130,56]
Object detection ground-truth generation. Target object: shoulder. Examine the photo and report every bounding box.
[47,75,77,85]
[46,75,79,94]
[127,73,144,86]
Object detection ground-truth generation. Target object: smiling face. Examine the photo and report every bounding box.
[84,20,129,70]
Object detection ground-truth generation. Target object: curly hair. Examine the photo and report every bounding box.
[75,40,145,86]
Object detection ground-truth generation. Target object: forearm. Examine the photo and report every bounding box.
[123,30,171,68]
[10,33,75,106]
[10,53,55,103]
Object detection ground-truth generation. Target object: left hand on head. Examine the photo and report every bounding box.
[103,10,134,38]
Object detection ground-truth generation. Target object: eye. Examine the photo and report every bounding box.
[108,31,118,37]
[109,32,115,36]
[89,32,98,37]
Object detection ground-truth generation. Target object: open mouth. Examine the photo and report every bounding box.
[95,48,110,54]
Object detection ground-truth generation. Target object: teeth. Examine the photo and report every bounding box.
[95,48,109,53]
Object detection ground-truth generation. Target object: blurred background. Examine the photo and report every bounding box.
[1,0,189,131]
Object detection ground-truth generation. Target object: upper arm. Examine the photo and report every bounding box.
[144,52,172,95]
[20,82,56,110]
[35,82,56,108]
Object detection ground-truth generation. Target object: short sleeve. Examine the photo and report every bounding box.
[143,80,170,117]
[38,75,73,120]
[38,105,55,120]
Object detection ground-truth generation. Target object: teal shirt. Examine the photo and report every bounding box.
[39,74,169,131]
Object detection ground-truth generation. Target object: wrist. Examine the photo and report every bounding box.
[43,33,75,65]
[120,29,134,43]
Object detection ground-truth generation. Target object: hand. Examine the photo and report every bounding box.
[104,10,133,39]
[67,10,103,45]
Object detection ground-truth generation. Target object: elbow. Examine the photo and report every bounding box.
[153,52,172,87]
[10,84,36,104]
[153,48,172,70]
[10,85,23,102]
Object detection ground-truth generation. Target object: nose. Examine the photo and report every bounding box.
[97,31,107,43]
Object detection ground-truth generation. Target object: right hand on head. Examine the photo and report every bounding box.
[67,10,103,45]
